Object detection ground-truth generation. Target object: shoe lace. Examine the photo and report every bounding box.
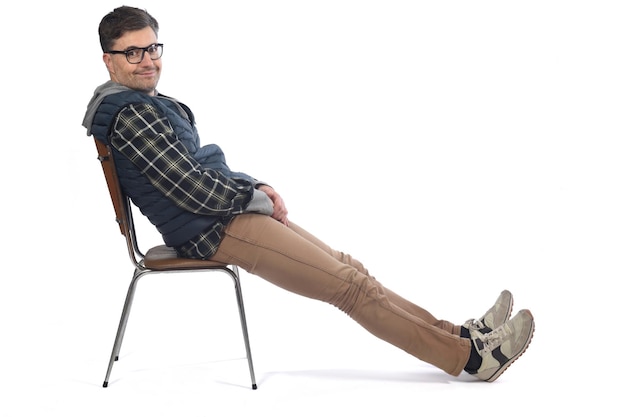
[480,323,511,352]
[465,318,487,331]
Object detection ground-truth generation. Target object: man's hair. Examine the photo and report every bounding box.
[98,6,159,52]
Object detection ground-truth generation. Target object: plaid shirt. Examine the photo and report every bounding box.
[109,102,253,258]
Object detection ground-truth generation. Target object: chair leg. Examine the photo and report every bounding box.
[102,266,257,390]
[227,265,258,390]
[103,270,143,388]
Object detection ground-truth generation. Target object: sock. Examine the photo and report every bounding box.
[461,327,482,373]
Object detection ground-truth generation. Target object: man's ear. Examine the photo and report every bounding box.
[103,53,115,74]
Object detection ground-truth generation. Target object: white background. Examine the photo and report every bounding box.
[0,1,624,415]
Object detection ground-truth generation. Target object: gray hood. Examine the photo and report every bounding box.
[82,81,131,136]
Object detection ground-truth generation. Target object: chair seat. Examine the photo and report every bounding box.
[144,245,230,270]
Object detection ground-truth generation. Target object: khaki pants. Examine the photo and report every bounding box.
[209,213,471,376]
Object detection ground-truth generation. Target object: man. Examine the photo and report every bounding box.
[83,5,534,382]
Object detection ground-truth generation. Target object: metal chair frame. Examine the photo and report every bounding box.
[94,138,257,389]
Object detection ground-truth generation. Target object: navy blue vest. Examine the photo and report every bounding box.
[91,91,249,247]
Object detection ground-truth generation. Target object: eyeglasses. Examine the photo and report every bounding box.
[107,43,164,64]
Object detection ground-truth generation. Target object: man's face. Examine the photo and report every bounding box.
[103,27,161,96]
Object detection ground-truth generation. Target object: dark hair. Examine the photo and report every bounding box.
[98,6,159,52]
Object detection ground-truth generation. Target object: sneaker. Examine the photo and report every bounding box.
[468,309,535,382]
[464,290,513,333]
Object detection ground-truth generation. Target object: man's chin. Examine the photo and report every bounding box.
[136,82,158,96]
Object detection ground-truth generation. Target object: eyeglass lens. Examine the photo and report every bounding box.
[126,44,163,63]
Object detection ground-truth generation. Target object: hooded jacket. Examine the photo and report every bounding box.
[82,81,271,254]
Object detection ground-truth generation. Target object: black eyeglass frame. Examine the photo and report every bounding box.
[106,43,164,64]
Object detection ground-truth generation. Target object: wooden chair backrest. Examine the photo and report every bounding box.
[94,138,130,238]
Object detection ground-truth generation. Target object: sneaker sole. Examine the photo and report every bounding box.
[485,309,535,382]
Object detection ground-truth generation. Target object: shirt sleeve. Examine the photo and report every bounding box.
[109,102,253,216]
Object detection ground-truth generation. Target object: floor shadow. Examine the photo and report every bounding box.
[256,367,460,385]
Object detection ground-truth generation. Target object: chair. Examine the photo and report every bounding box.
[94,138,257,389]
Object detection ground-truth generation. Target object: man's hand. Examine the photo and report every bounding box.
[257,185,289,226]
